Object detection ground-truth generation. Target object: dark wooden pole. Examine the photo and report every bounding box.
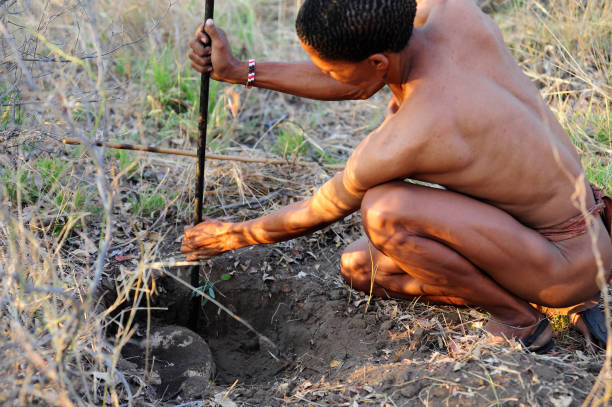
[189,0,215,331]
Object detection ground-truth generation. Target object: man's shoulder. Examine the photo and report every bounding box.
[344,105,450,191]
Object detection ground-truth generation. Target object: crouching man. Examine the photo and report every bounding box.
[182,0,612,352]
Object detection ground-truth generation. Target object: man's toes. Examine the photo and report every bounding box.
[571,313,602,352]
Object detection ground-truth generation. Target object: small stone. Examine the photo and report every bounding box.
[400,383,421,398]
[365,314,377,325]
[381,320,395,332]
[328,288,345,300]
[277,382,289,395]
[398,350,413,361]
[412,327,425,340]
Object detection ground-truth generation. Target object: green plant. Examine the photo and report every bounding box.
[217,0,259,58]
[2,157,71,206]
[192,273,232,306]
[192,281,216,306]
[114,148,139,178]
[2,167,36,204]
[0,81,22,126]
[36,158,70,192]
[72,103,89,123]
[145,48,201,115]
[54,186,87,212]
[274,124,307,158]
[550,314,570,332]
[129,190,167,218]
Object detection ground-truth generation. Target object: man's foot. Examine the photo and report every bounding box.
[537,300,607,352]
[570,306,607,352]
[485,316,554,354]
[518,319,555,354]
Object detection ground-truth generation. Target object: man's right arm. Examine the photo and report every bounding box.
[188,20,383,101]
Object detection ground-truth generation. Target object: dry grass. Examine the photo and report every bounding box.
[0,0,610,405]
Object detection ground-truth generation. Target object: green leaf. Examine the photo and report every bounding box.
[220,273,232,281]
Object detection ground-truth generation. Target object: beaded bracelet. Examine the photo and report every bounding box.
[246,59,256,88]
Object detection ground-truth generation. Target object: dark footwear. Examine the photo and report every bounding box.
[579,306,607,346]
[520,319,554,354]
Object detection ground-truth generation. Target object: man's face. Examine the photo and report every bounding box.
[301,40,383,87]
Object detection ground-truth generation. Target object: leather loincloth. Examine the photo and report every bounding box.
[536,183,612,242]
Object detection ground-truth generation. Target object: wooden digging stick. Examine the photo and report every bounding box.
[190,0,215,331]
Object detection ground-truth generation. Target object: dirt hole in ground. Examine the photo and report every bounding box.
[115,245,415,388]
[197,268,387,386]
[201,284,304,384]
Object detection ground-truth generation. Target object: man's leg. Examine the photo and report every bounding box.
[341,236,552,343]
[341,182,611,342]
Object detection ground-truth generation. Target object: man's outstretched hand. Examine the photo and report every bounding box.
[181,218,236,261]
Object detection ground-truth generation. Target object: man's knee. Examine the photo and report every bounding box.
[340,243,372,290]
[361,183,419,250]
[362,184,393,233]
[340,242,367,276]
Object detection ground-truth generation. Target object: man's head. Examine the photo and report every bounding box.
[296,0,417,85]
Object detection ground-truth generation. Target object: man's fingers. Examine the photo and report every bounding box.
[188,52,211,68]
[186,251,211,261]
[189,39,207,57]
[195,43,208,56]
[196,30,209,45]
[203,19,216,41]
[196,20,215,45]
[190,62,210,74]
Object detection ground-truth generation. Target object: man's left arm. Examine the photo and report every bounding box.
[181,171,364,260]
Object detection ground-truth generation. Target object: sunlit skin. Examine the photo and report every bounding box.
[184,0,612,348]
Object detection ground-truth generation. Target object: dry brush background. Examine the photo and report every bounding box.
[0,0,611,406]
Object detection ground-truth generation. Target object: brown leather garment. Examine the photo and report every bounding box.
[537,183,611,242]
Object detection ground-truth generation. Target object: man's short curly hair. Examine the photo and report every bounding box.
[296,0,418,62]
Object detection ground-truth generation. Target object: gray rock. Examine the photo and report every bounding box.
[145,325,215,400]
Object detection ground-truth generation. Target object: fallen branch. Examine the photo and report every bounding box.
[62,138,344,170]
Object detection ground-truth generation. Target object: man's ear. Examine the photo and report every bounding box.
[367,54,389,72]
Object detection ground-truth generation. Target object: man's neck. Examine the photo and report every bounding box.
[386,28,425,99]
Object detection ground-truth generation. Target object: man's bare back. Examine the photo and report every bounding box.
[354,0,585,227]
[184,0,612,352]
